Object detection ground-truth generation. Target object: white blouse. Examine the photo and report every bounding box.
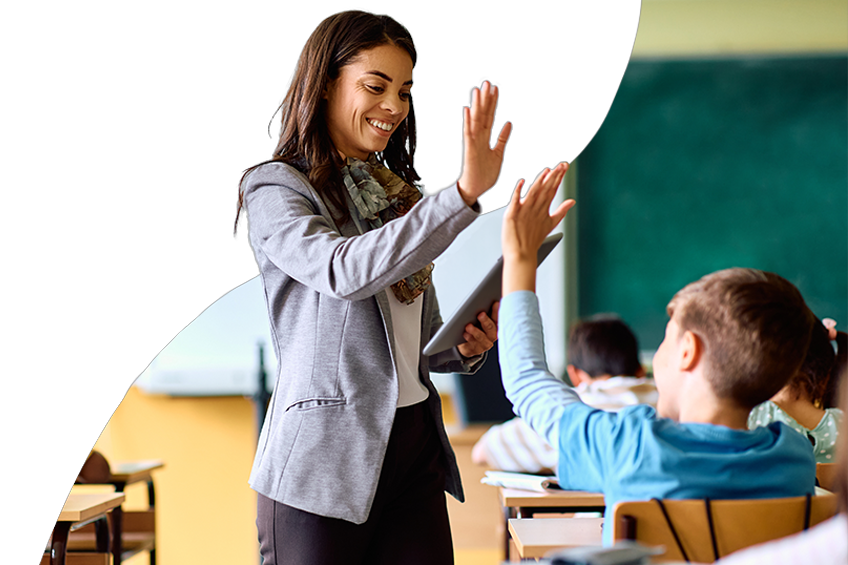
[386,290,429,407]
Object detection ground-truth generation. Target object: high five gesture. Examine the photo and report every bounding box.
[502,162,575,295]
[457,81,512,207]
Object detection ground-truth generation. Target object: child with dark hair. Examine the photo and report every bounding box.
[564,314,657,411]
[715,370,848,565]
[472,315,656,473]
[749,318,846,463]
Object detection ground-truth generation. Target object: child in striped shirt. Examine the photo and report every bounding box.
[472,315,657,473]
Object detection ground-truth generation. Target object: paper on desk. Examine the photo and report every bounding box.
[481,470,562,493]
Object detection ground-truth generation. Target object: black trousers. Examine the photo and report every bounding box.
[256,401,454,565]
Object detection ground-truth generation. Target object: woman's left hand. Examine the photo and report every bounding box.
[458,302,500,357]
[457,82,512,207]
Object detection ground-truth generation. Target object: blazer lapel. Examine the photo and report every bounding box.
[335,191,398,364]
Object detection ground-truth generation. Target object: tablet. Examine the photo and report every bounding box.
[423,232,563,357]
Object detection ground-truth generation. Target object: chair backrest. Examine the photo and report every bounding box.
[817,463,838,491]
[612,494,838,563]
[76,450,112,484]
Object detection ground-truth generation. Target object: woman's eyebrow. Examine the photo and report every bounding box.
[365,70,413,86]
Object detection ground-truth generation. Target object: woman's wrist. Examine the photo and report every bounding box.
[456,180,478,208]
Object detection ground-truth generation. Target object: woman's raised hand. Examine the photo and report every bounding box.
[457,81,512,207]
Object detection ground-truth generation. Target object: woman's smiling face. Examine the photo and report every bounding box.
[324,43,413,161]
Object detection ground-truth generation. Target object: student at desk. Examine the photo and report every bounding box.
[748,318,845,463]
[472,315,657,474]
[496,163,817,545]
[714,370,848,565]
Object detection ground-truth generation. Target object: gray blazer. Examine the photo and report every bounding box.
[243,162,484,524]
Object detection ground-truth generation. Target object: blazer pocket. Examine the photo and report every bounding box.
[285,396,346,412]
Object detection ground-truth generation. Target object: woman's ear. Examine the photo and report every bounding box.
[323,78,335,100]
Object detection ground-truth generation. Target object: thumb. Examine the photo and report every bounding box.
[506,179,525,216]
[550,199,576,226]
[494,121,512,155]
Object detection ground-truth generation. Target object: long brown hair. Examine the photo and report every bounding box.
[786,320,846,409]
[234,11,420,233]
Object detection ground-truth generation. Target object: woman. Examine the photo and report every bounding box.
[235,10,511,565]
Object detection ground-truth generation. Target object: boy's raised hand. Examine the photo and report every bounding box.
[502,162,575,294]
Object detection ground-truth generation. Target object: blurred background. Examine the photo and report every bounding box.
[86,1,847,564]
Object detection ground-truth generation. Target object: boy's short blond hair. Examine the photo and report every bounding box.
[667,268,815,410]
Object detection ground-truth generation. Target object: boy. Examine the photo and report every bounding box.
[472,315,657,473]
[499,163,817,545]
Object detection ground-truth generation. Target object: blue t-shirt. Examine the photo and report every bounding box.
[556,403,816,544]
[498,291,817,545]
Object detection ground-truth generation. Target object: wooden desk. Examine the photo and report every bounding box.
[76,459,163,565]
[500,488,605,559]
[508,517,604,559]
[46,493,125,565]
[109,460,164,486]
[500,488,606,515]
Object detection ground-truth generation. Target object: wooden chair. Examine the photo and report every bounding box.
[41,554,109,565]
[612,493,839,563]
[41,492,125,565]
[69,451,163,565]
[817,462,838,491]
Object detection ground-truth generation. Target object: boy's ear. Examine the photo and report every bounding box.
[566,364,582,386]
[679,330,701,371]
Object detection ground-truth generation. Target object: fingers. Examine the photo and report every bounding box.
[461,315,497,356]
[466,84,482,129]
[506,179,525,217]
[550,199,577,227]
[523,168,552,210]
[491,301,500,324]
[471,85,481,123]
[543,162,569,203]
[494,121,512,155]
[523,162,568,210]
[548,162,568,184]
[476,311,498,342]
[481,82,498,126]
[467,81,498,135]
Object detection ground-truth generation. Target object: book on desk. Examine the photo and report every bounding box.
[481,471,562,493]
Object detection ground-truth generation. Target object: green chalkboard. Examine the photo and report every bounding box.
[577,56,848,350]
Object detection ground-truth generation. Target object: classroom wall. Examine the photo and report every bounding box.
[566,0,848,352]
[633,0,847,56]
[93,387,259,565]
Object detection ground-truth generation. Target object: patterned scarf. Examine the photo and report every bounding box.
[340,154,433,305]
